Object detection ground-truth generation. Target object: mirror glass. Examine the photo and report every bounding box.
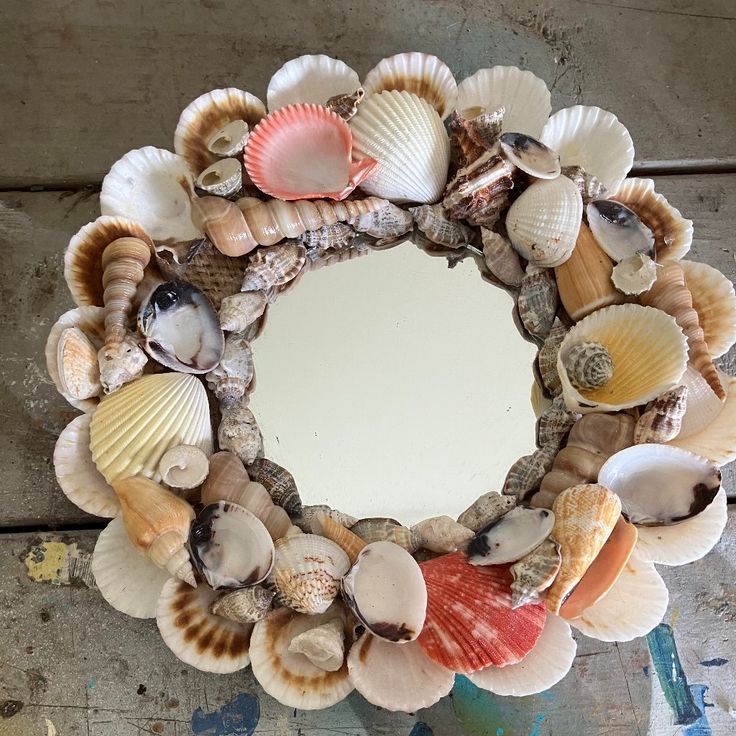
[248,242,537,525]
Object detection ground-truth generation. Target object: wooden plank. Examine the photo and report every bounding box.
[1,174,735,527]
[0,511,734,735]
[1,0,735,187]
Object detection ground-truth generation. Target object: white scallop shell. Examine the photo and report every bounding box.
[349,90,450,204]
[54,414,119,518]
[568,551,668,642]
[362,52,457,119]
[92,515,170,618]
[347,633,454,712]
[90,373,214,485]
[455,66,551,138]
[541,106,634,194]
[100,146,201,243]
[505,176,583,267]
[468,613,576,696]
[267,55,360,111]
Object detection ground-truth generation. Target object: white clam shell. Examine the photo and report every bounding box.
[100,146,201,243]
[195,158,242,197]
[500,132,561,179]
[92,515,170,618]
[586,199,655,262]
[468,613,576,696]
[505,176,583,267]
[541,106,634,193]
[54,414,119,518]
[267,55,360,111]
[456,66,551,138]
[349,90,450,204]
[347,633,454,712]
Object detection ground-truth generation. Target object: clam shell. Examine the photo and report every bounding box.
[634,386,688,444]
[457,492,516,533]
[100,147,200,243]
[468,613,576,696]
[92,516,170,618]
[89,373,214,484]
[56,327,101,401]
[557,304,689,413]
[586,199,654,262]
[201,451,250,505]
[500,132,561,179]
[267,55,359,111]
[568,551,668,642]
[598,444,721,526]
[54,414,119,518]
[540,106,634,193]
[342,541,427,642]
[347,633,454,712]
[195,157,242,197]
[546,484,622,614]
[174,87,266,175]
[211,585,275,624]
[510,539,561,608]
[156,577,253,673]
[611,253,659,295]
[362,52,457,119]
[517,268,559,339]
[455,66,551,138]
[245,104,376,200]
[250,605,353,709]
[241,242,306,292]
[350,90,450,204]
[247,458,301,514]
[418,552,546,672]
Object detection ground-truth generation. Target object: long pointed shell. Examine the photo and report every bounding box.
[635,386,688,444]
[191,196,258,257]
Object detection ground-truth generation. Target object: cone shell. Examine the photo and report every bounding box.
[100,147,201,243]
[156,577,253,673]
[348,633,454,712]
[245,104,376,200]
[54,414,119,518]
[468,614,577,696]
[250,605,353,709]
[350,90,450,204]
[174,87,266,175]
[362,52,457,119]
[540,106,634,193]
[418,552,546,673]
[557,304,688,413]
[90,373,213,484]
[92,516,171,618]
[311,513,365,564]
[455,66,551,138]
[546,484,622,614]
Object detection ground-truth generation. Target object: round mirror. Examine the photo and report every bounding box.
[248,243,537,524]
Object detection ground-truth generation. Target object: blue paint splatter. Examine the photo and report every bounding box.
[86,677,97,690]
[409,722,433,736]
[699,658,728,668]
[191,693,260,736]
[538,690,555,702]
[496,729,505,736]
[646,624,701,725]
[683,684,713,736]
[529,713,546,736]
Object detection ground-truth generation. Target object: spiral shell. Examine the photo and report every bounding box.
[241,242,306,292]
[564,341,614,390]
[191,196,258,257]
[410,204,473,247]
[517,268,559,340]
[219,292,267,333]
[480,229,524,288]
[297,223,355,252]
[326,88,365,120]
[247,458,302,514]
[635,386,688,444]
[206,332,254,408]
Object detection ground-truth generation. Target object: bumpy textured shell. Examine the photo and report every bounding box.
[410,204,473,247]
[297,223,355,251]
[247,458,302,514]
[537,319,568,396]
[510,539,561,608]
[205,332,254,408]
[517,269,559,340]
[457,492,517,533]
[219,291,267,333]
[561,165,608,204]
[241,243,306,292]
[481,229,524,288]
[350,203,414,239]
[564,341,614,390]
[326,88,365,120]
[503,446,557,498]
[218,398,263,466]
[635,386,688,444]
[195,157,243,197]
[448,109,503,168]
[537,394,580,450]
[349,518,422,553]
[210,585,275,624]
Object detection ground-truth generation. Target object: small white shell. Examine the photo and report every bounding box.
[195,158,242,197]
[541,106,634,194]
[159,445,210,490]
[611,253,659,295]
[287,618,345,672]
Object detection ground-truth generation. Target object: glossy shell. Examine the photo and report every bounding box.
[586,199,654,262]
[500,132,561,179]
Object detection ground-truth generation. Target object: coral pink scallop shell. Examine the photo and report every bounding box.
[418,551,546,673]
[244,103,377,200]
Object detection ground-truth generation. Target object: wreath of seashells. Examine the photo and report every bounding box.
[46,52,736,711]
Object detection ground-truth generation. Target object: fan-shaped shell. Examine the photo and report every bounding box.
[557,304,689,413]
[267,55,359,111]
[55,327,100,401]
[541,106,634,193]
[362,52,457,119]
[350,90,450,204]
[100,147,201,243]
[90,373,213,484]
[455,66,551,138]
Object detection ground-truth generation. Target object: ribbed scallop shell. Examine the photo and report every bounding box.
[54,414,119,518]
[541,106,634,194]
[505,176,583,267]
[90,373,213,485]
[362,52,457,119]
[267,55,359,111]
[455,66,551,138]
[557,304,689,413]
[174,87,266,174]
[350,90,450,204]
[100,147,201,243]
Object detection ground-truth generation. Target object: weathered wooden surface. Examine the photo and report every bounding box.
[1,0,735,187]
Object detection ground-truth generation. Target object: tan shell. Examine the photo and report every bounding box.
[57,327,101,401]
[611,253,659,295]
[311,513,365,564]
[510,539,562,608]
[502,446,557,498]
[158,445,210,490]
[410,204,473,247]
[564,341,614,391]
[480,228,524,288]
[218,397,263,466]
[635,386,688,444]
[205,332,254,408]
[287,617,345,672]
[326,87,365,120]
[349,202,414,240]
[517,268,559,339]
[191,196,259,258]
[411,516,474,553]
[292,504,358,533]
[561,165,608,204]
[298,223,355,252]
[211,585,275,624]
[546,484,622,614]
[201,451,250,505]
[241,243,306,292]
[537,319,568,396]
[219,291,267,333]
[349,518,422,553]
[456,492,516,532]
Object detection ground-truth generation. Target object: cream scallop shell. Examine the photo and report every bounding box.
[349,90,450,204]
[267,55,359,111]
[90,373,214,485]
[100,146,201,243]
[455,66,551,138]
[541,106,634,193]
[557,304,689,413]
